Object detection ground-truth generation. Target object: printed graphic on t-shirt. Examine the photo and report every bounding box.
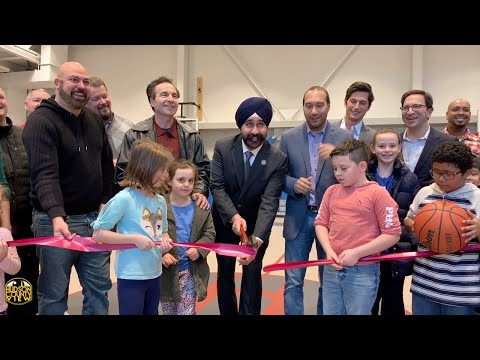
[385,206,394,228]
[141,207,163,239]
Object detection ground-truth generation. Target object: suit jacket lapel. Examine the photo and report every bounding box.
[414,128,437,173]
[315,122,331,185]
[231,137,245,189]
[299,123,312,177]
[359,123,368,142]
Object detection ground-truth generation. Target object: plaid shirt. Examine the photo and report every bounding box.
[443,127,480,155]
[105,114,134,160]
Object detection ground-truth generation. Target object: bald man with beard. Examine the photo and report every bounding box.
[23,62,114,315]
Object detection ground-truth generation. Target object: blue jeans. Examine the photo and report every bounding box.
[33,210,112,315]
[412,293,476,315]
[322,263,380,315]
[284,210,325,315]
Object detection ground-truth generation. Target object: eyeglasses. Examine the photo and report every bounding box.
[400,104,427,112]
[429,169,462,180]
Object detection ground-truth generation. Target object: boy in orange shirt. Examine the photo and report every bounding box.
[314,139,401,315]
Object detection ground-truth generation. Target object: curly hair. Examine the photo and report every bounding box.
[432,141,473,174]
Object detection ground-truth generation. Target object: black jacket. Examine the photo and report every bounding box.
[114,116,210,196]
[367,158,422,278]
[400,128,457,187]
[23,99,113,220]
[0,117,31,237]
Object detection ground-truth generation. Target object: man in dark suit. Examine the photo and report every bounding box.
[400,90,457,187]
[280,86,352,315]
[211,97,287,315]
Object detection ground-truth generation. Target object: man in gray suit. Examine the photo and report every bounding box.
[334,81,375,145]
[280,86,352,315]
[400,89,456,187]
[211,97,287,315]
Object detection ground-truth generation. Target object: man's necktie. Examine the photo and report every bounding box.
[244,151,254,181]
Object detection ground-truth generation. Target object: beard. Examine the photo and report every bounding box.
[242,132,265,150]
[98,107,112,121]
[58,80,89,109]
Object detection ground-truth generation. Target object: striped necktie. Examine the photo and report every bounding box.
[244,151,254,180]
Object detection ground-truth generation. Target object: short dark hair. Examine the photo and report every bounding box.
[302,86,330,106]
[401,89,433,109]
[330,139,369,164]
[432,141,473,174]
[146,76,179,103]
[344,81,374,107]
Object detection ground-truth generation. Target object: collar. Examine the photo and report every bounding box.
[156,118,178,139]
[403,125,430,142]
[340,118,363,136]
[241,139,263,156]
[0,116,13,136]
[306,121,327,135]
[443,126,475,141]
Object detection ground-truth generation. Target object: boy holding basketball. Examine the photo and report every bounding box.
[405,141,480,315]
[314,139,401,315]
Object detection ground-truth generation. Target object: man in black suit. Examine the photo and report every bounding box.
[211,97,288,315]
[400,90,457,187]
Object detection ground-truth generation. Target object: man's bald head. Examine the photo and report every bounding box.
[54,61,91,113]
[57,62,88,80]
[446,98,472,133]
[25,88,50,115]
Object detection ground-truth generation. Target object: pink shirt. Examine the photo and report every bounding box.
[0,228,21,313]
[315,181,401,255]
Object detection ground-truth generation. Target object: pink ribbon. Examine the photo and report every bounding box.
[263,243,480,272]
[7,235,255,258]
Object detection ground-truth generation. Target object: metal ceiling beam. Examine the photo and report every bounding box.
[223,45,286,121]
[0,45,40,65]
[290,45,359,121]
[0,56,27,61]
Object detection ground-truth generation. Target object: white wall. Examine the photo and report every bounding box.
[424,45,480,118]
[191,45,412,121]
[69,45,177,123]
[1,45,480,157]
[0,71,37,125]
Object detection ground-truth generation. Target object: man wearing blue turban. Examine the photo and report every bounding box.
[210,97,288,315]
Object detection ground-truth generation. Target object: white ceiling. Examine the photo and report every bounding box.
[0,45,41,73]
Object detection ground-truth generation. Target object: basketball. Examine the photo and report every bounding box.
[414,200,471,254]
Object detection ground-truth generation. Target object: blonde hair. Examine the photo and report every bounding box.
[119,139,174,194]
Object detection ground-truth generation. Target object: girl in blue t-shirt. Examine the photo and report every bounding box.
[160,160,215,315]
[92,139,174,315]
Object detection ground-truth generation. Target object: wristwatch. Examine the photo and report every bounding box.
[252,237,263,250]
